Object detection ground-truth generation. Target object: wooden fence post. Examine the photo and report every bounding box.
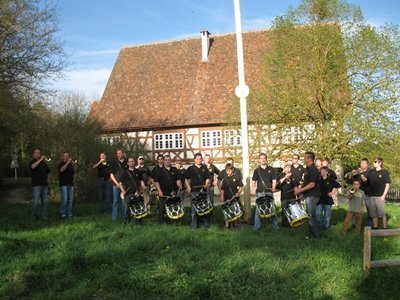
[363,226,371,274]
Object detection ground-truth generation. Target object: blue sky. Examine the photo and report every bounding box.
[54,0,400,101]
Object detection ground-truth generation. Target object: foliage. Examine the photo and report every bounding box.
[0,199,399,299]
[247,0,400,174]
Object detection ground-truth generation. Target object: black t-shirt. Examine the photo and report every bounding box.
[252,166,277,193]
[318,177,341,205]
[204,163,220,186]
[29,159,51,187]
[326,168,338,180]
[365,169,391,197]
[58,161,74,186]
[151,165,163,179]
[110,159,128,182]
[279,174,296,201]
[154,166,179,196]
[176,167,187,190]
[218,168,242,181]
[96,162,110,180]
[137,165,151,186]
[303,163,320,197]
[186,164,212,192]
[221,176,243,201]
[291,164,306,186]
[121,168,143,195]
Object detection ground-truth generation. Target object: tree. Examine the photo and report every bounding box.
[0,0,66,178]
[249,0,400,176]
[0,0,66,95]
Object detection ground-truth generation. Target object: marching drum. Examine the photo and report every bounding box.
[128,194,149,219]
[284,201,309,227]
[255,194,276,218]
[192,191,213,216]
[221,198,243,222]
[165,196,185,220]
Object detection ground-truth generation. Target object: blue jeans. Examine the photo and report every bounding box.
[316,204,332,228]
[208,186,215,206]
[253,192,279,230]
[190,192,210,229]
[32,186,48,220]
[365,195,373,227]
[60,186,74,217]
[112,185,122,221]
[97,179,112,213]
[305,196,320,238]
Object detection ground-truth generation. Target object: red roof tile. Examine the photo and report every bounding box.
[90,30,270,132]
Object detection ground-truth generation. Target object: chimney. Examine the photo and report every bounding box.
[200,30,210,62]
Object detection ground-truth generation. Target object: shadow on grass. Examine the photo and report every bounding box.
[0,201,399,299]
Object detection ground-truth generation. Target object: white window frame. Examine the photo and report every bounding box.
[154,133,184,150]
[224,129,242,146]
[201,130,222,148]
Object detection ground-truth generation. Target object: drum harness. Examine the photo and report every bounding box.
[257,167,274,195]
[161,167,178,200]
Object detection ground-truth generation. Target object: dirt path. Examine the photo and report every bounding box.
[0,178,32,204]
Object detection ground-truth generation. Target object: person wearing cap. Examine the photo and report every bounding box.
[361,157,391,229]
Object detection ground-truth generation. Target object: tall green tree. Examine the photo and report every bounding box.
[250,0,400,175]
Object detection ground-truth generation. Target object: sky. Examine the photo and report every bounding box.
[53,0,400,101]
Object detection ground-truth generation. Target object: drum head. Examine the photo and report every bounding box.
[256,195,273,205]
[165,196,180,205]
[128,195,144,206]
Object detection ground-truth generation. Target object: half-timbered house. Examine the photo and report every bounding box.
[89,29,312,165]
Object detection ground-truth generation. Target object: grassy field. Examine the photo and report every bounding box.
[1,181,400,299]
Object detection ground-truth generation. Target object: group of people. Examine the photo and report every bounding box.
[29,148,392,238]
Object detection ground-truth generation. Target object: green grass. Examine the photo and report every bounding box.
[0,195,400,299]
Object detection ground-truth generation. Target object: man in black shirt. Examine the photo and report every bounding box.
[92,152,112,213]
[316,166,341,229]
[290,154,306,186]
[58,152,75,218]
[294,151,321,238]
[279,164,296,227]
[203,154,220,206]
[110,149,128,221]
[217,157,242,191]
[185,152,212,229]
[252,153,279,230]
[174,157,187,205]
[151,154,164,181]
[119,157,146,224]
[29,148,51,221]
[154,154,182,224]
[362,157,391,229]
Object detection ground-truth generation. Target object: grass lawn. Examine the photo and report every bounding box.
[0,182,400,299]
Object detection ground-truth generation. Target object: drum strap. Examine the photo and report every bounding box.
[257,167,270,193]
[126,169,139,194]
[222,178,236,199]
[162,167,176,196]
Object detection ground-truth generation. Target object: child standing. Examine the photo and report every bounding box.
[342,180,365,235]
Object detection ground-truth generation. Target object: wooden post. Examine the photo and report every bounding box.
[363,226,371,273]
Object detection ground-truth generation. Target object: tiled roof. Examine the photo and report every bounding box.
[90,30,270,132]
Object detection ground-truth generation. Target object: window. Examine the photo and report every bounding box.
[224,130,241,146]
[154,133,183,150]
[201,130,221,148]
